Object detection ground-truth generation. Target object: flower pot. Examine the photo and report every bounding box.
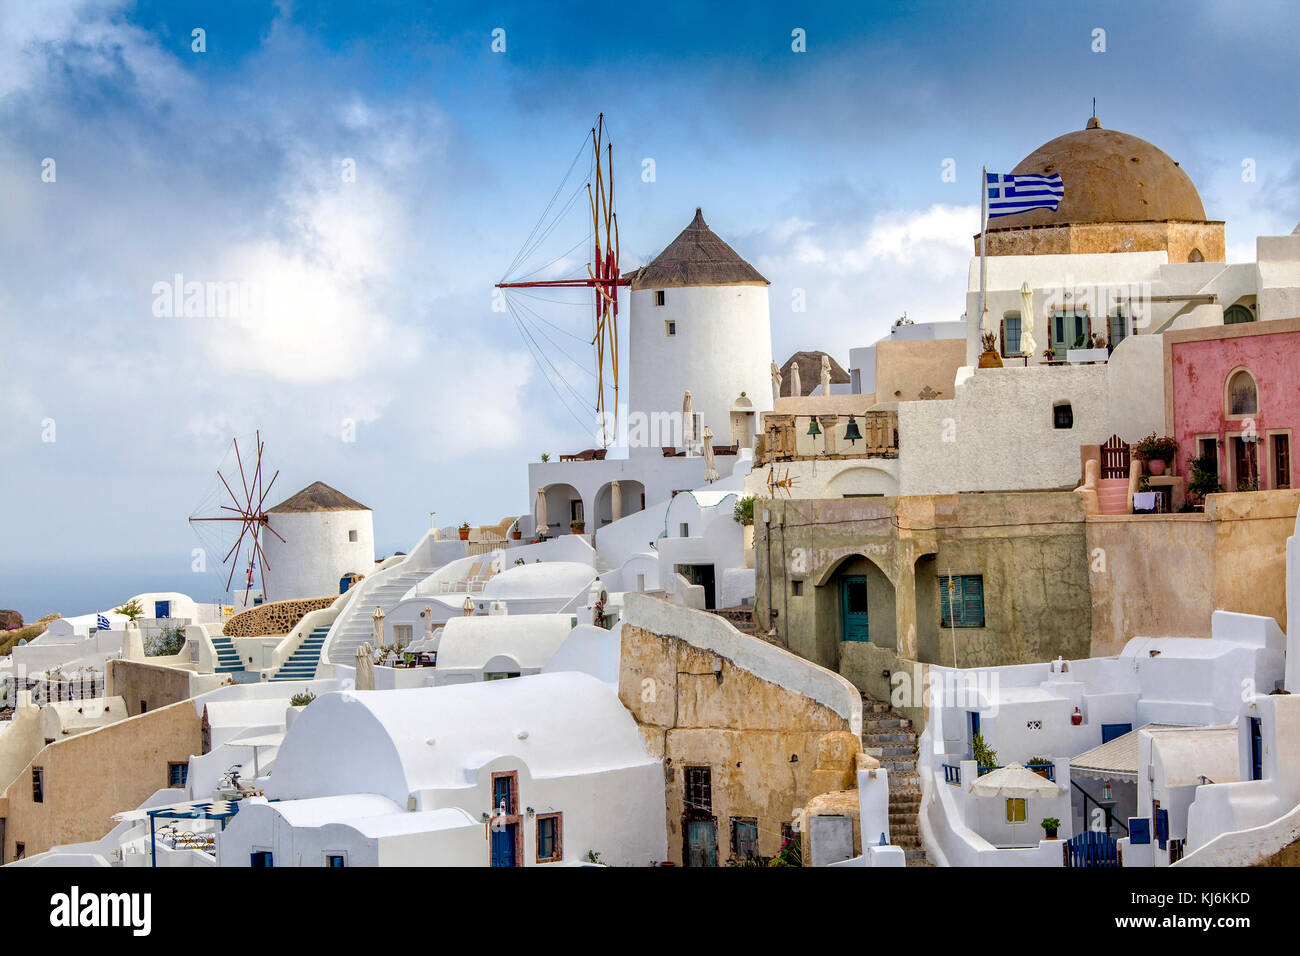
[1044,828,1058,840]
[570,522,585,535]
[978,350,1003,369]
[511,530,522,540]
[1147,459,1167,477]
[458,528,470,541]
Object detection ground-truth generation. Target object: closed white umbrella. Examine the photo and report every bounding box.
[702,426,718,482]
[610,480,622,521]
[789,362,801,398]
[682,390,694,446]
[535,487,548,537]
[968,762,1061,798]
[371,605,385,646]
[1019,282,1037,358]
[354,642,375,691]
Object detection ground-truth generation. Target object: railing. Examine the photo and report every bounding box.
[942,764,962,785]
[1026,763,1057,782]
[977,764,1002,776]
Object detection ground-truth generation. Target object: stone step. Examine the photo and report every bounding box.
[862,732,916,745]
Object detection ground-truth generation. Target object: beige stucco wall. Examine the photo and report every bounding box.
[0,707,44,796]
[109,659,199,717]
[873,337,966,403]
[982,220,1225,263]
[0,699,202,861]
[618,602,865,865]
[1086,489,1300,657]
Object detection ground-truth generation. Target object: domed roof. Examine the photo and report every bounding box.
[624,208,768,289]
[268,481,370,514]
[481,561,596,600]
[989,118,1207,228]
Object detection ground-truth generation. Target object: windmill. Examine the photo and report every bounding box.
[496,113,626,448]
[188,432,284,605]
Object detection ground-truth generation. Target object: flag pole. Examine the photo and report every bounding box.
[978,165,988,343]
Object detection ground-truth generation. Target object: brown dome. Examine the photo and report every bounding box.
[990,119,1207,228]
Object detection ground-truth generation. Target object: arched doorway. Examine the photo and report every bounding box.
[817,554,897,649]
[593,480,646,526]
[540,483,584,536]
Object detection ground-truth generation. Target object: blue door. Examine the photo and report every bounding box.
[154,600,170,619]
[685,820,718,867]
[250,851,273,867]
[1101,723,1132,744]
[968,711,981,754]
[490,823,518,867]
[840,576,870,642]
[1249,717,1263,780]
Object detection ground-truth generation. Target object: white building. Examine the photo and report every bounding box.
[262,482,376,601]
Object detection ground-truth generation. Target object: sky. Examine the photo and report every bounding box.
[1,0,1297,618]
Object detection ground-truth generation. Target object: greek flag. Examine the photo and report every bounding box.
[96,614,111,631]
[985,172,1064,218]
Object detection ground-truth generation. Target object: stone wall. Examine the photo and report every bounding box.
[619,594,866,865]
[981,220,1225,263]
[108,659,197,717]
[0,700,202,861]
[223,595,336,637]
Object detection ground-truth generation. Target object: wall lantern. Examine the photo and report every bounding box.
[843,415,863,445]
[1102,780,1113,801]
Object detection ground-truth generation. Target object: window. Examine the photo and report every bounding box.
[536,812,563,863]
[325,853,346,867]
[1108,311,1128,352]
[140,700,148,714]
[570,499,584,522]
[654,290,666,307]
[1224,304,1254,325]
[492,772,518,816]
[348,530,358,542]
[484,671,521,681]
[684,766,712,815]
[1227,369,1257,417]
[1000,313,1021,357]
[1273,434,1291,489]
[1053,403,1073,429]
[1051,309,1089,353]
[394,625,413,644]
[791,580,803,596]
[250,850,273,867]
[665,320,676,336]
[14,843,25,860]
[679,523,690,537]
[31,767,43,803]
[1006,798,1027,823]
[939,574,985,629]
[1198,437,1219,480]
[1233,436,1259,490]
[168,762,188,788]
[731,817,760,862]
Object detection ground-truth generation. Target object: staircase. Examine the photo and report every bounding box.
[210,635,244,674]
[270,625,329,682]
[324,565,436,666]
[1097,477,1130,515]
[862,695,930,866]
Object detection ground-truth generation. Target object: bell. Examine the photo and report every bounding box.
[806,418,821,437]
[843,415,863,445]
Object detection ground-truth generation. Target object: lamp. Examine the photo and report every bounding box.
[843,415,863,445]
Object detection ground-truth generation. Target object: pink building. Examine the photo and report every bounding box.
[1164,318,1300,494]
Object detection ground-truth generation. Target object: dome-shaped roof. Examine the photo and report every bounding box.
[990,118,1207,228]
[481,561,596,601]
[624,208,768,289]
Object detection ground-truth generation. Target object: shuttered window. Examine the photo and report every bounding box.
[939,574,985,629]
[1108,311,1128,351]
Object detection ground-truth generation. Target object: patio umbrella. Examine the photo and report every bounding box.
[610,479,622,521]
[702,426,719,482]
[371,605,385,646]
[789,361,801,398]
[1019,282,1037,358]
[462,595,475,617]
[354,642,375,691]
[968,762,1061,798]
[535,486,548,537]
[682,390,694,446]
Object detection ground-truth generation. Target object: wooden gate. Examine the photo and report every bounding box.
[1063,830,1120,867]
[1101,434,1130,479]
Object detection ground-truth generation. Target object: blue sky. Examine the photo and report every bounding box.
[1,0,1297,618]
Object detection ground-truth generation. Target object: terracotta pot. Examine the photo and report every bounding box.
[978,350,1003,369]
[511,530,522,540]
[1147,459,1167,476]
[458,528,470,540]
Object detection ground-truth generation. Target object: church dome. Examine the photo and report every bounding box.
[991,118,1207,228]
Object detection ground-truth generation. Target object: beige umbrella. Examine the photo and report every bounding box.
[462,595,475,617]
[968,762,1061,798]
[789,361,801,397]
[1019,282,1037,358]
[354,642,375,691]
[371,605,385,646]
[610,479,622,521]
[702,426,719,482]
[682,390,694,446]
[535,486,548,537]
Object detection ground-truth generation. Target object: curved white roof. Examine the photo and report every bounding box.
[481,562,596,601]
[266,672,655,805]
[436,614,574,672]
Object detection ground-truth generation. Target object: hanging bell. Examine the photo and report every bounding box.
[843,415,863,445]
[806,418,821,437]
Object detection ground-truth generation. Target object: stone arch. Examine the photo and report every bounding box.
[593,479,646,526]
[540,483,584,535]
[813,552,898,650]
[824,465,898,498]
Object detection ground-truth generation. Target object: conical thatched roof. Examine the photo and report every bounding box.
[624,208,768,290]
[268,481,370,514]
[780,351,849,397]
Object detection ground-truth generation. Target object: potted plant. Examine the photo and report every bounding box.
[1187,452,1222,508]
[1043,346,1056,363]
[570,518,586,534]
[1134,433,1178,476]
[978,330,1003,368]
[1041,817,1060,840]
[1026,756,1053,778]
[540,453,550,463]
[458,522,471,541]
[510,519,522,540]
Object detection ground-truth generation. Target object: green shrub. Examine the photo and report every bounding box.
[145,625,186,657]
[971,732,998,769]
[290,690,316,707]
[732,495,756,527]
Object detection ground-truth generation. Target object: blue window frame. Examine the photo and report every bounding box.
[536,813,562,863]
[492,773,516,815]
[940,575,985,628]
[326,854,345,867]
[1101,723,1132,744]
[1249,717,1263,781]
[168,762,188,788]
[251,850,273,867]
[1001,313,1021,356]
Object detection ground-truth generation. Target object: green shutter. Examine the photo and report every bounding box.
[962,576,985,628]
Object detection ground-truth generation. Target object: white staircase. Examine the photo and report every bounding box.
[323,549,438,666]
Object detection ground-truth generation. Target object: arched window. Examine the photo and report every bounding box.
[1227,369,1258,417]
[1188,248,1204,263]
[1223,304,1254,325]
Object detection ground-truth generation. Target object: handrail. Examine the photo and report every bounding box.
[1071,780,1128,834]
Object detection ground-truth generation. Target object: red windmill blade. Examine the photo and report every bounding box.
[189,431,284,605]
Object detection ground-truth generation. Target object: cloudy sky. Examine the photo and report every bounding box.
[1,0,1297,617]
